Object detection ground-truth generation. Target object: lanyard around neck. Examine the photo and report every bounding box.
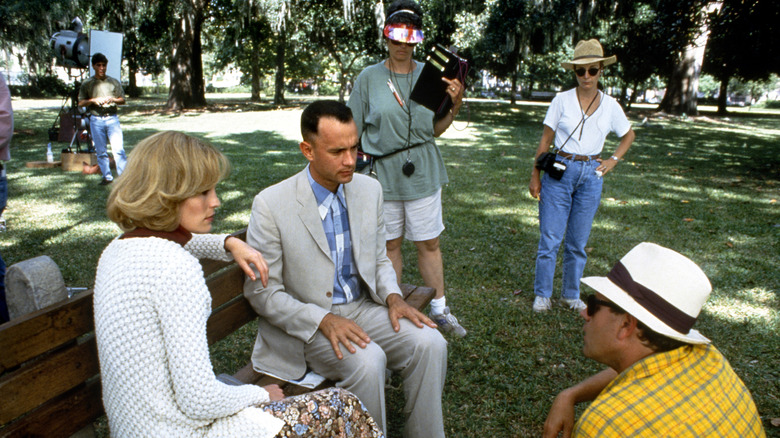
[555,90,599,153]
[576,89,600,141]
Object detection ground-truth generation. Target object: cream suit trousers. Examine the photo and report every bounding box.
[303,295,447,438]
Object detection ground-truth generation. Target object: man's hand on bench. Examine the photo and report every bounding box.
[387,293,437,332]
[225,236,269,286]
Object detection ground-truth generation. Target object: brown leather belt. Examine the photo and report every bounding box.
[558,151,600,161]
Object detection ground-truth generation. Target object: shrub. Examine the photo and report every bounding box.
[13,75,72,98]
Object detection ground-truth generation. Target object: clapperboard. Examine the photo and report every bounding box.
[410,44,469,116]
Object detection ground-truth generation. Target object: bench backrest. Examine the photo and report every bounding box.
[0,230,253,437]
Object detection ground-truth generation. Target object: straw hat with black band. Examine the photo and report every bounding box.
[581,242,712,345]
[561,39,617,70]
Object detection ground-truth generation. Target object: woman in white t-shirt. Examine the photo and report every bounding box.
[528,39,636,313]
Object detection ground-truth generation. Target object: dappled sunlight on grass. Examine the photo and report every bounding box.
[707,289,777,323]
[216,188,247,204]
[438,124,481,142]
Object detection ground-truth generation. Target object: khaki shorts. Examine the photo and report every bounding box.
[383,189,444,241]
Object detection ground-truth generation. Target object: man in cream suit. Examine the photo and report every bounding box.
[244,100,447,437]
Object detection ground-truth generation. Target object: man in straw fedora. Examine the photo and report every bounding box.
[543,242,766,437]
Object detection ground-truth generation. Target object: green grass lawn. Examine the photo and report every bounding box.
[4,95,779,437]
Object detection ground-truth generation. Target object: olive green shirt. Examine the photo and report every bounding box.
[78,75,124,116]
[348,61,448,201]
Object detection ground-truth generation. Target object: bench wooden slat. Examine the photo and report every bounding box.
[0,292,94,373]
[200,229,248,277]
[206,297,257,345]
[400,284,435,311]
[0,380,103,438]
[207,264,245,310]
[200,258,235,279]
[0,338,100,424]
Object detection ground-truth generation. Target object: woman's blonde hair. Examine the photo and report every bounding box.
[107,131,230,232]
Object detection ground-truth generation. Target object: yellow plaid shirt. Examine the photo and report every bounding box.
[574,344,766,437]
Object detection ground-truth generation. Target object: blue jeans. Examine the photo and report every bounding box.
[534,157,603,299]
[89,115,126,181]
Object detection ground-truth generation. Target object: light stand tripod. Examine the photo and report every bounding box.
[49,77,94,154]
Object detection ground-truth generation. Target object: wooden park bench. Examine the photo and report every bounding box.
[0,229,435,437]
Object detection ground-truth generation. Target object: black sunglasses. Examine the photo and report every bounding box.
[389,39,417,48]
[575,67,601,77]
[585,295,623,316]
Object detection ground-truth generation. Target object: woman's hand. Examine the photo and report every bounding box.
[262,384,284,401]
[595,157,618,176]
[434,77,465,137]
[224,236,269,286]
[442,77,464,113]
[529,169,542,199]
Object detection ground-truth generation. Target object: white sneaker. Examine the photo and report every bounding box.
[533,296,552,312]
[430,307,467,337]
[562,298,587,312]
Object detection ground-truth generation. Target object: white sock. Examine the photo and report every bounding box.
[430,297,446,315]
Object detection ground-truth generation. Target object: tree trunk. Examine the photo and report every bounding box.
[657,2,718,116]
[657,52,701,115]
[127,64,140,98]
[167,0,207,111]
[717,78,728,115]
[339,73,347,103]
[273,29,286,106]
[627,81,640,110]
[250,41,261,102]
[190,8,206,107]
[509,37,520,105]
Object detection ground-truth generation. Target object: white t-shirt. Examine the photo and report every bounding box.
[543,88,631,156]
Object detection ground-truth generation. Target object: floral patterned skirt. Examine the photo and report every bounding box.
[261,387,384,438]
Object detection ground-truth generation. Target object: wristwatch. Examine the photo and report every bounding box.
[609,155,620,162]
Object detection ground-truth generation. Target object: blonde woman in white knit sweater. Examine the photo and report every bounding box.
[95,131,383,437]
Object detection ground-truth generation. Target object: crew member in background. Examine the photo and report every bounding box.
[78,52,127,185]
[348,0,467,337]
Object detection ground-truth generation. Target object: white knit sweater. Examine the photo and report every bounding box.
[94,234,284,437]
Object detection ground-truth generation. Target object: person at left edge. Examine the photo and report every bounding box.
[78,52,127,185]
[0,72,12,323]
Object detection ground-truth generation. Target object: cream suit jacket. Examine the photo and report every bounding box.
[244,169,402,380]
